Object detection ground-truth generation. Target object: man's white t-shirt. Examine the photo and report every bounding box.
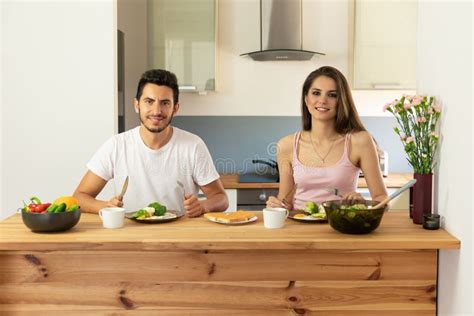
[87,126,220,213]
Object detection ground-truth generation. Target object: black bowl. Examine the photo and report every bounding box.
[21,209,81,233]
[322,200,388,234]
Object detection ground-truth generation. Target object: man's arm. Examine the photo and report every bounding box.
[183,179,228,217]
[73,171,122,214]
[200,179,228,212]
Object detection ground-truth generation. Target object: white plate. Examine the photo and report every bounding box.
[288,210,327,223]
[206,216,258,225]
[126,210,183,223]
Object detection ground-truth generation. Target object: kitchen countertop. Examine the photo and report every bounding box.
[0,211,457,251]
[0,212,459,314]
[220,173,413,189]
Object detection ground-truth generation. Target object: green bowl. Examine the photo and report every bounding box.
[322,200,388,234]
[21,209,81,233]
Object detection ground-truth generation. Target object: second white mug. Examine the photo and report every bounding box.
[263,207,289,229]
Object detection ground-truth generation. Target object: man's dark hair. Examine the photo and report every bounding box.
[135,69,179,104]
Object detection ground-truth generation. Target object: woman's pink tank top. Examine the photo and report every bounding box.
[292,132,360,209]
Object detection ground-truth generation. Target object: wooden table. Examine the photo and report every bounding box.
[0,212,459,315]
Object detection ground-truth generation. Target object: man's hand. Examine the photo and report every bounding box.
[107,196,124,208]
[183,194,206,217]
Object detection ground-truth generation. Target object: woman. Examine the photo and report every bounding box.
[266,66,387,210]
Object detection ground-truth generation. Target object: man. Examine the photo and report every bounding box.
[74,69,228,217]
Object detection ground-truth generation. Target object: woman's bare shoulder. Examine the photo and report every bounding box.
[277,134,296,156]
[351,131,374,147]
[278,134,295,146]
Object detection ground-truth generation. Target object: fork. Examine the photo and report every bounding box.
[324,187,343,198]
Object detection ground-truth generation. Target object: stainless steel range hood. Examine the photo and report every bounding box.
[240,0,325,61]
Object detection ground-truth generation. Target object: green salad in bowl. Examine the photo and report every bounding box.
[322,200,388,234]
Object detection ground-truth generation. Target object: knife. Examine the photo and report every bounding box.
[118,176,129,200]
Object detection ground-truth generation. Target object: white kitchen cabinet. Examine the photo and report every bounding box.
[352,0,417,89]
[225,189,237,212]
[148,0,216,92]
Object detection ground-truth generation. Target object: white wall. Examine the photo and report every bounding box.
[1,0,117,219]
[176,0,413,117]
[417,1,473,315]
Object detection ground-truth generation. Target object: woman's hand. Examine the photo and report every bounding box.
[342,191,365,202]
[266,196,292,210]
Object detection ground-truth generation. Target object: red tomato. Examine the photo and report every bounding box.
[36,203,51,213]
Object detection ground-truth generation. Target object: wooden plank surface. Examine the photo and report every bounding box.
[220,173,413,189]
[0,250,436,283]
[0,212,460,251]
[0,245,438,314]
[0,280,436,313]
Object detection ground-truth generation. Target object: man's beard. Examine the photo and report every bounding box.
[139,110,174,133]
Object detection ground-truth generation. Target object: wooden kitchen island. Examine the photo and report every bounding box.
[0,212,459,315]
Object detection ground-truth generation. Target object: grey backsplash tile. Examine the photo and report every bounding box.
[173,116,412,174]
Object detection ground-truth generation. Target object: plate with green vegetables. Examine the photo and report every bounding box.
[126,202,183,224]
[289,201,328,222]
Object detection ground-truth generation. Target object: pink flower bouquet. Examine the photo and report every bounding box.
[383,95,441,174]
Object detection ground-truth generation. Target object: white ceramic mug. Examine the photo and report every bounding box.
[99,207,125,229]
[263,207,289,229]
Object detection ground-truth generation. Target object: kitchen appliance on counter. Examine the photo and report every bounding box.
[237,188,279,211]
[238,159,279,183]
